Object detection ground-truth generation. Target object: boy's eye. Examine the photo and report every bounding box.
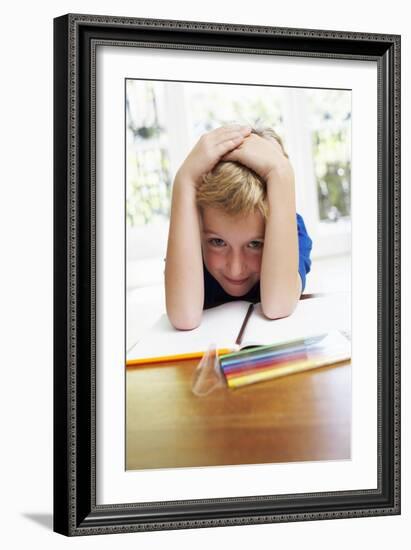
[208,238,226,247]
[248,240,263,250]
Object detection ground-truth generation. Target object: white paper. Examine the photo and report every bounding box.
[97,45,377,504]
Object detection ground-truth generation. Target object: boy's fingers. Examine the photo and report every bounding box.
[215,139,243,158]
[215,130,247,145]
[212,125,251,139]
[199,126,250,163]
[221,147,241,159]
[227,125,251,137]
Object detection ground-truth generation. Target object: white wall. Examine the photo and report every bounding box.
[1,1,408,549]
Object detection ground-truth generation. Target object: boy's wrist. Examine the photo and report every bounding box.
[174,168,198,191]
[172,173,198,206]
[266,163,295,191]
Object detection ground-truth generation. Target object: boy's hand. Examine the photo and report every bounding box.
[177,125,252,185]
[221,133,293,184]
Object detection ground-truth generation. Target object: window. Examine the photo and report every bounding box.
[126,80,171,226]
[309,89,351,222]
[126,81,351,259]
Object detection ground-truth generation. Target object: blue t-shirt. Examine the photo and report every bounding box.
[203,213,312,309]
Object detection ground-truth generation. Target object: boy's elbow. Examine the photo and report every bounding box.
[261,300,297,320]
[261,277,301,320]
[172,319,201,331]
[167,310,202,331]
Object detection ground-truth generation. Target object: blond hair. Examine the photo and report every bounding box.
[196,127,287,220]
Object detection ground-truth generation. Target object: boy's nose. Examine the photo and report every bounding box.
[226,252,246,277]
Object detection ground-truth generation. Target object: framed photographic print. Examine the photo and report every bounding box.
[53,14,400,536]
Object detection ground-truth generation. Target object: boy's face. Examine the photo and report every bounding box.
[201,206,265,297]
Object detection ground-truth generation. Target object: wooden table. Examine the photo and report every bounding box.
[126,358,351,470]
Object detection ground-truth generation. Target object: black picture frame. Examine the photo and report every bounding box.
[53,13,401,536]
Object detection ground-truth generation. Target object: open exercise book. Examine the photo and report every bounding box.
[126,292,351,366]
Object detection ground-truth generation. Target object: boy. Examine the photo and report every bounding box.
[165,125,312,330]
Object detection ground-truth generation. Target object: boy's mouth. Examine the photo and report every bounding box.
[224,276,249,285]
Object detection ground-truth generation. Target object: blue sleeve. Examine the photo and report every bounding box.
[296,213,312,292]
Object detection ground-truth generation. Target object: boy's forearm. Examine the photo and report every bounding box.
[165,173,204,329]
[260,171,301,319]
